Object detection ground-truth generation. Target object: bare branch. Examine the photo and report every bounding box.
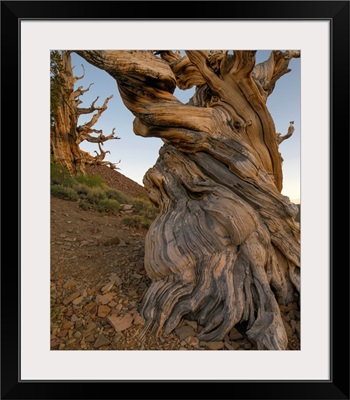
[277,121,295,145]
[92,143,121,169]
[76,126,120,145]
[77,96,100,115]
[94,142,110,162]
[103,160,121,170]
[73,64,86,82]
[78,95,113,129]
[101,127,120,142]
[75,50,176,93]
[252,50,300,99]
[72,83,94,99]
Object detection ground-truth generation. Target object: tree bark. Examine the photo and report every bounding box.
[50,51,119,175]
[76,50,300,349]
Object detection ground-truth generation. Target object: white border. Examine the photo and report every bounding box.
[21,20,330,380]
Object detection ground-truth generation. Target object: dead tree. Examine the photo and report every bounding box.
[76,50,300,350]
[50,50,119,175]
[90,142,121,170]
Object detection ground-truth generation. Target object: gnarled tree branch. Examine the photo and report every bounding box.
[277,121,295,145]
[73,64,86,82]
[75,49,300,350]
[253,50,301,99]
[78,95,113,130]
[72,83,94,99]
[51,50,120,175]
[76,126,120,145]
[77,96,100,115]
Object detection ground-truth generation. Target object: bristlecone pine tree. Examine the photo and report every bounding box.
[50,50,120,175]
[76,50,300,350]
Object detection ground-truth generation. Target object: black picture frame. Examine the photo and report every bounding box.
[1,1,349,399]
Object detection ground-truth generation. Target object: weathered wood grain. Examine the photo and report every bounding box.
[76,50,300,349]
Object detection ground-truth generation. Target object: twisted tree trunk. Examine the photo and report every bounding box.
[76,50,300,349]
[51,51,119,175]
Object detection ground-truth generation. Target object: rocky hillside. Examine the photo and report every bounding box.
[50,166,300,351]
[85,164,147,198]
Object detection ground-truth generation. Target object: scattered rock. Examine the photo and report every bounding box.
[84,301,96,312]
[113,332,124,343]
[230,341,240,350]
[184,320,198,331]
[96,293,116,305]
[108,313,133,332]
[62,321,74,330]
[50,176,300,351]
[63,279,78,289]
[50,338,61,349]
[84,321,96,334]
[133,312,145,326]
[93,334,110,349]
[224,342,235,350]
[98,305,111,318]
[205,341,224,350]
[186,336,199,347]
[111,275,123,287]
[175,325,196,341]
[229,328,243,341]
[57,329,68,338]
[101,282,114,294]
[75,320,83,329]
[63,292,81,305]
[85,334,95,342]
[114,304,123,314]
[72,296,84,305]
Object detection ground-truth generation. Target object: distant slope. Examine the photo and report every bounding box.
[85,165,147,199]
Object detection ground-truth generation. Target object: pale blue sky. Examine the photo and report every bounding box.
[71,50,300,203]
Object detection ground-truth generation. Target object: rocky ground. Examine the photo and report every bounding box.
[50,167,300,351]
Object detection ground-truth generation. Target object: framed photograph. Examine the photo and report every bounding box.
[2,0,349,398]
